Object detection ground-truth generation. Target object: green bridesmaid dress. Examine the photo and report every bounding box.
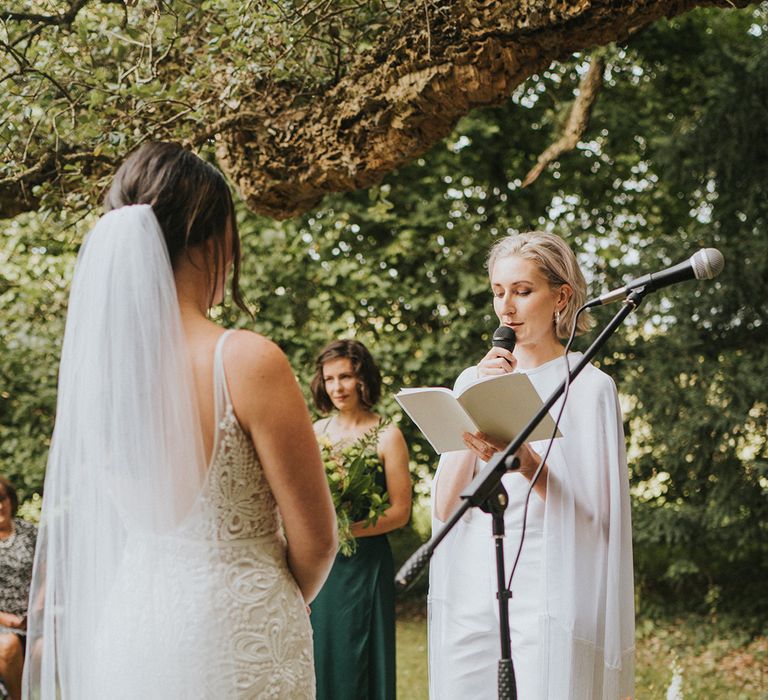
[310,466,396,700]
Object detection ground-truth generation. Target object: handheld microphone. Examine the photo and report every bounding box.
[492,325,516,353]
[585,248,725,308]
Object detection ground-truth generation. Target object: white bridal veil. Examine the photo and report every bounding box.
[24,205,238,699]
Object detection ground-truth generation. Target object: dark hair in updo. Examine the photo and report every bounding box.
[310,339,382,414]
[104,141,248,313]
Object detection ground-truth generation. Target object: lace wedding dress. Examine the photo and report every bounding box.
[24,207,315,700]
[88,331,315,699]
[198,329,315,697]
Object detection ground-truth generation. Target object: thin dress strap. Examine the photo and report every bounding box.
[213,329,236,426]
[320,415,334,435]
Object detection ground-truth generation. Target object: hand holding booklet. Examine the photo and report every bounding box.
[394,371,562,455]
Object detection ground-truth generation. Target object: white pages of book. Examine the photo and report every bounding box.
[395,372,562,454]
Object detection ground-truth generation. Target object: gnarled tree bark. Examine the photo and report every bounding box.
[216,0,747,219]
[0,0,749,220]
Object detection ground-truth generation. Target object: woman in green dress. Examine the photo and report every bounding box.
[310,339,411,700]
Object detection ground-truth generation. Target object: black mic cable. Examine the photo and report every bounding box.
[506,305,586,590]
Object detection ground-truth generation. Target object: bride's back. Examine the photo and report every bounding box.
[24,142,337,700]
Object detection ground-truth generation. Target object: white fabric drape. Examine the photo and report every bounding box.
[428,354,635,699]
[23,205,238,699]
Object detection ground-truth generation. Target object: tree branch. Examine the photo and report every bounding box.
[0,149,114,218]
[216,0,749,219]
[522,53,605,188]
[2,0,91,47]
[1,1,88,25]
[0,0,751,220]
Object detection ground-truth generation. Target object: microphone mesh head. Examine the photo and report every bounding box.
[691,248,725,280]
[492,325,516,352]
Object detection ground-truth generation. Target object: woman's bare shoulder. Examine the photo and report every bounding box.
[221,331,306,432]
[223,329,291,379]
[377,420,408,454]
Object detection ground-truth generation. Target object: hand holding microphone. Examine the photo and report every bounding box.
[477,325,517,377]
[466,325,520,459]
[465,325,543,482]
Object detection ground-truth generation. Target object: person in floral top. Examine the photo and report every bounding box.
[0,476,37,700]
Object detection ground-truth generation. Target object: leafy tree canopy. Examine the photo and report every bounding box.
[2,3,767,622]
[1,0,749,218]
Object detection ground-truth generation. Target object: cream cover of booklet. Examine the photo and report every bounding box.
[394,371,562,455]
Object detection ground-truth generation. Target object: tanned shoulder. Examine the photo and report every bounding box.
[223,329,291,380]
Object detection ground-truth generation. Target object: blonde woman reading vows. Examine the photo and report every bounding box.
[23,142,337,700]
[429,232,635,700]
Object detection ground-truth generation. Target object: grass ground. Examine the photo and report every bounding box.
[395,600,768,699]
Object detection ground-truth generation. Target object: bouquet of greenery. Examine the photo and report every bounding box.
[317,422,390,556]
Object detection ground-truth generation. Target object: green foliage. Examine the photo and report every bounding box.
[2,5,767,621]
[0,211,81,503]
[1,1,402,213]
[614,8,768,623]
[318,422,390,556]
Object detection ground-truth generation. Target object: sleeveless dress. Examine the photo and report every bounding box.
[309,424,396,700]
[87,330,315,699]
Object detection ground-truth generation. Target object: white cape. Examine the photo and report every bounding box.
[428,354,635,699]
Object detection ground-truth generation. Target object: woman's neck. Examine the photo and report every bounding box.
[174,246,216,320]
[176,280,210,321]
[0,519,14,538]
[333,407,376,431]
[514,339,566,370]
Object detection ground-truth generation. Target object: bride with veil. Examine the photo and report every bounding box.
[22,142,338,699]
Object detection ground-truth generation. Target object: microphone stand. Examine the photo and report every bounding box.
[396,288,647,700]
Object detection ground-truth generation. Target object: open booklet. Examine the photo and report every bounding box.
[394,371,562,455]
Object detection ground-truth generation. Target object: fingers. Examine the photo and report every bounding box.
[477,367,510,377]
[480,347,515,365]
[477,347,516,377]
[476,431,508,452]
[462,432,504,462]
[514,443,542,476]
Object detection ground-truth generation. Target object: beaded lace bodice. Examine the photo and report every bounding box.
[201,401,281,541]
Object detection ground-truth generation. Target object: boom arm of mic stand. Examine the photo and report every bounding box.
[395,287,646,591]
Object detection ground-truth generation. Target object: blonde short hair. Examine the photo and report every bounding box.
[486,231,595,338]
